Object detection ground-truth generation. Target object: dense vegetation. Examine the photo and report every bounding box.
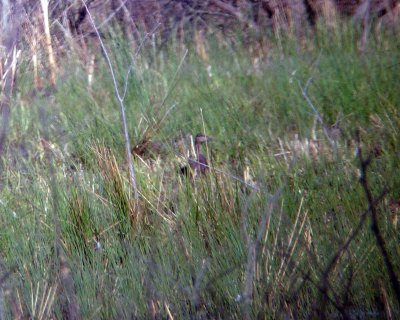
[0,3,399,319]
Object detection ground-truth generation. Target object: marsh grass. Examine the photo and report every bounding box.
[0,20,399,318]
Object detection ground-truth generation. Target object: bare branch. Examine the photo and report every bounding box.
[298,79,338,148]
[81,0,139,200]
[242,188,282,319]
[158,49,188,112]
[356,130,400,303]
[94,0,128,31]
[0,1,22,157]
[315,188,388,318]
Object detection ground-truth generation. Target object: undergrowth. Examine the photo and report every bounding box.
[0,21,399,319]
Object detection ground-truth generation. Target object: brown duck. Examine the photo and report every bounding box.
[181,133,211,177]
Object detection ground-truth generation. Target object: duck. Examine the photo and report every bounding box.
[180,133,211,178]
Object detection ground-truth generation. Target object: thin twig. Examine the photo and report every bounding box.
[356,130,400,303]
[81,0,139,200]
[124,23,162,102]
[94,0,128,31]
[298,78,337,148]
[132,23,161,59]
[0,2,22,157]
[158,49,188,112]
[315,188,389,318]
[242,188,283,320]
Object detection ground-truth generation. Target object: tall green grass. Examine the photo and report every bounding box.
[0,22,399,318]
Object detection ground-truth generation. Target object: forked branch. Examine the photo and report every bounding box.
[81,0,139,200]
[356,130,400,303]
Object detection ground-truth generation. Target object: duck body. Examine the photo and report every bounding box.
[180,133,211,178]
[188,153,208,174]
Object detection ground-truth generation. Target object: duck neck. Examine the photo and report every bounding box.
[195,143,202,158]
